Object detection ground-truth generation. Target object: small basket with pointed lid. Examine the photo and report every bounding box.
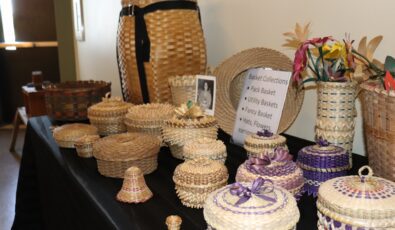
[52,123,98,148]
[317,166,395,229]
[74,134,100,158]
[162,101,218,159]
[173,158,228,208]
[244,130,288,158]
[88,93,133,136]
[183,137,227,163]
[93,132,160,178]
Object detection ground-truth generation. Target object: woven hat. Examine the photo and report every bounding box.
[88,93,133,136]
[317,166,395,229]
[53,123,98,148]
[168,75,196,106]
[116,166,153,203]
[165,215,182,230]
[74,134,100,158]
[244,130,288,158]
[173,158,228,208]
[296,138,350,197]
[203,178,300,230]
[93,132,161,178]
[183,138,227,163]
[236,148,304,199]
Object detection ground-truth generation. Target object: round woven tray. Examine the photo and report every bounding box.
[52,123,98,148]
[93,132,160,178]
[168,75,197,106]
[213,47,304,135]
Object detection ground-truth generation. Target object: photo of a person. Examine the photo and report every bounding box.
[195,76,216,115]
[198,81,213,110]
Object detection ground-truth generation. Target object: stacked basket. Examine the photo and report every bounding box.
[168,75,196,106]
[183,138,227,163]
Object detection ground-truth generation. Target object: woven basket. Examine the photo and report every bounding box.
[162,115,218,159]
[52,124,99,148]
[168,75,197,106]
[88,93,132,136]
[203,179,300,230]
[44,80,111,121]
[315,81,358,165]
[117,0,206,104]
[244,132,288,158]
[213,47,304,135]
[361,81,395,182]
[116,166,153,203]
[93,132,160,178]
[173,158,228,208]
[166,215,182,230]
[317,166,395,229]
[74,135,100,158]
[183,138,227,163]
[124,103,174,143]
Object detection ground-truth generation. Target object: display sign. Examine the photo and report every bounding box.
[232,68,291,145]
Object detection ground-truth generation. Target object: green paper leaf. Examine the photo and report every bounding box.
[384,56,395,74]
[187,100,193,109]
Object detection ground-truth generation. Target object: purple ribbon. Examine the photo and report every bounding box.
[246,147,293,174]
[316,137,330,147]
[230,178,276,206]
[257,129,273,137]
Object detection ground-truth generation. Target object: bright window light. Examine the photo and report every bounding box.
[0,0,16,50]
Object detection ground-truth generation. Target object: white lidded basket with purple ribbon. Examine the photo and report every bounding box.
[317,166,395,229]
[244,130,288,158]
[236,148,304,199]
[203,178,299,230]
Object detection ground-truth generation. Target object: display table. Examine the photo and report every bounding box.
[12,116,368,230]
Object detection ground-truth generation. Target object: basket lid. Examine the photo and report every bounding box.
[203,178,299,230]
[75,134,100,145]
[93,132,160,161]
[168,75,196,87]
[317,166,395,227]
[244,130,286,148]
[173,159,228,187]
[88,93,132,117]
[53,123,98,142]
[183,138,226,159]
[124,103,174,127]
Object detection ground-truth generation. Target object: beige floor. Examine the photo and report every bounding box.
[0,126,25,230]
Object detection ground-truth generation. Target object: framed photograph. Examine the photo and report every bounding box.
[195,75,216,116]
[73,0,85,41]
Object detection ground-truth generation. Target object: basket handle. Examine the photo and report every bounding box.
[358,165,373,182]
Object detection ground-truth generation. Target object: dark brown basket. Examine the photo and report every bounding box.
[44,80,111,121]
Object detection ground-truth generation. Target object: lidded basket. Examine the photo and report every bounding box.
[244,130,288,158]
[93,132,160,178]
[236,148,304,199]
[52,123,98,148]
[203,178,300,230]
[74,134,100,158]
[168,75,197,106]
[317,166,395,229]
[88,93,132,136]
[173,158,228,208]
[183,138,227,163]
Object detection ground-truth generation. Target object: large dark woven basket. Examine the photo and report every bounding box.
[44,80,111,121]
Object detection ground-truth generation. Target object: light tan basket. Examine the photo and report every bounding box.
[173,158,228,209]
[52,123,98,148]
[74,135,100,158]
[317,166,395,229]
[116,166,153,203]
[203,179,300,230]
[88,93,132,136]
[315,81,358,165]
[244,132,288,158]
[124,103,174,143]
[183,138,227,163]
[361,80,395,182]
[165,215,182,230]
[93,132,160,178]
[117,0,206,104]
[168,75,197,106]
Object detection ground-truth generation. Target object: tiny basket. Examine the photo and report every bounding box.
[165,215,182,230]
[168,75,196,106]
[317,166,395,229]
[93,132,160,178]
[183,138,227,163]
[52,123,98,148]
[74,135,100,158]
[44,80,111,121]
[244,131,288,158]
[173,158,228,209]
[88,93,132,136]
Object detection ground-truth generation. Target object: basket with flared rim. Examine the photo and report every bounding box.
[52,123,98,148]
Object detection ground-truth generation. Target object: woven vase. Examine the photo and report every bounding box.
[315,81,358,165]
[117,0,207,104]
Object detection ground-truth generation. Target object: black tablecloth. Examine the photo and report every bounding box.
[12,116,368,230]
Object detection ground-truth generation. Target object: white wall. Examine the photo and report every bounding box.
[75,0,395,155]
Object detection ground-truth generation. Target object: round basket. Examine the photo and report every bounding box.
[74,134,101,158]
[52,123,98,148]
[244,131,288,158]
[44,80,111,121]
[213,47,304,135]
[183,138,227,163]
[173,158,228,208]
[124,103,174,142]
[168,75,197,106]
[88,93,132,136]
[93,132,160,178]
